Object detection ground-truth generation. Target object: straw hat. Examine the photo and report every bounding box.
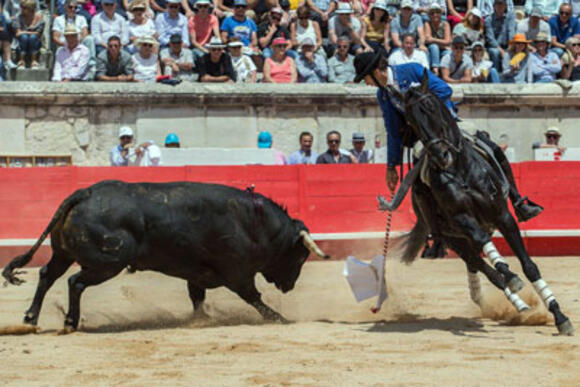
[129,0,146,11]
[136,35,159,46]
[63,23,80,35]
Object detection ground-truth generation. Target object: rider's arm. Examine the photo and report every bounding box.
[378,89,403,167]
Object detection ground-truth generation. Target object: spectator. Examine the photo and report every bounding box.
[96,35,135,81]
[446,0,474,27]
[53,0,96,63]
[389,33,430,67]
[220,0,258,51]
[295,37,328,83]
[52,24,91,81]
[501,33,533,83]
[160,33,195,80]
[560,36,580,80]
[540,127,566,153]
[391,0,427,52]
[350,132,373,163]
[549,3,580,57]
[484,0,516,71]
[425,3,451,75]
[215,0,257,19]
[127,0,158,54]
[316,131,353,164]
[13,0,44,68]
[288,131,319,164]
[290,6,323,56]
[531,32,561,82]
[188,0,219,61]
[361,0,390,55]
[304,0,336,31]
[517,7,552,42]
[91,0,129,56]
[197,36,236,82]
[132,35,160,82]
[471,40,500,82]
[110,126,136,166]
[525,0,564,19]
[452,6,484,50]
[415,0,448,22]
[572,0,580,18]
[111,126,163,166]
[257,131,287,165]
[229,38,257,82]
[165,132,180,147]
[478,0,513,18]
[258,7,294,58]
[441,35,473,82]
[0,2,15,70]
[124,0,154,19]
[328,2,371,56]
[328,36,356,83]
[155,0,190,49]
[263,36,297,82]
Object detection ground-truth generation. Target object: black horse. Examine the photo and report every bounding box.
[378,72,573,335]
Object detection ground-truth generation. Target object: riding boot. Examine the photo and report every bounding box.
[499,158,544,222]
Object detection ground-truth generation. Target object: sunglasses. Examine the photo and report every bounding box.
[230,45,242,49]
[453,45,465,50]
[120,136,132,140]
[67,5,76,9]
[337,45,349,48]
[273,44,286,48]
[271,16,281,21]
[298,15,309,19]
[108,43,120,47]
[328,139,340,144]
[103,3,115,6]
[141,43,153,47]
[560,11,570,15]
[197,4,209,7]
[169,5,180,8]
[210,47,222,51]
[473,47,483,51]
[572,43,580,47]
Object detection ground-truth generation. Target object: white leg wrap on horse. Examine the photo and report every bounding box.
[467,272,482,304]
[505,288,530,312]
[533,279,556,308]
[483,242,507,267]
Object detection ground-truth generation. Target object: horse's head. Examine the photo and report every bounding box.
[388,70,458,171]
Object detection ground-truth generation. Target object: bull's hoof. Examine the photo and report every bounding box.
[57,326,76,336]
[507,276,525,293]
[557,319,574,336]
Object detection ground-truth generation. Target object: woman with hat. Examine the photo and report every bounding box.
[424,3,451,75]
[132,35,160,82]
[263,36,297,83]
[128,0,157,54]
[197,36,236,82]
[451,6,484,51]
[228,37,257,82]
[501,33,532,83]
[530,32,561,83]
[561,37,580,81]
[470,40,500,82]
[361,0,390,55]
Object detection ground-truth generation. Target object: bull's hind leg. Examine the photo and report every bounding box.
[233,280,288,323]
[187,281,209,319]
[24,255,74,326]
[496,213,574,335]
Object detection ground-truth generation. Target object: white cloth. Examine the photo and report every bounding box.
[472,58,493,77]
[52,15,88,45]
[296,20,317,45]
[110,143,163,166]
[91,12,129,46]
[231,55,256,82]
[52,44,91,81]
[388,49,429,68]
[133,53,158,83]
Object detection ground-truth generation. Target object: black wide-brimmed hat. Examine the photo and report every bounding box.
[354,52,383,83]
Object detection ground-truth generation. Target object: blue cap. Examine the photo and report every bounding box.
[165,133,180,145]
[257,131,272,148]
[234,0,247,6]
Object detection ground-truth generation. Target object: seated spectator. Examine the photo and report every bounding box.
[328,2,372,56]
[132,35,160,82]
[478,0,513,18]
[446,0,473,27]
[531,32,561,82]
[127,0,158,54]
[91,0,129,56]
[328,36,356,83]
[391,0,427,52]
[549,3,580,57]
[188,0,220,61]
[111,126,136,166]
[96,35,135,81]
[471,41,500,82]
[316,131,353,164]
[288,131,319,164]
[124,0,154,20]
[165,133,180,148]
[350,132,373,163]
[290,6,323,56]
[560,36,580,81]
[197,37,236,82]
[295,37,328,83]
[258,131,287,165]
[229,38,257,82]
[525,0,563,20]
[484,0,516,71]
[389,33,430,67]
[258,7,294,58]
[160,33,195,80]
[0,3,15,70]
[13,0,44,68]
[517,7,551,42]
[155,0,190,49]
[441,35,473,82]
[52,24,91,81]
[220,0,258,52]
[304,0,336,32]
[361,0,390,55]
[415,0,448,22]
[540,127,566,153]
[53,0,96,62]
[263,37,297,82]
[452,7,485,50]
[501,33,533,83]
[425,3,451,75]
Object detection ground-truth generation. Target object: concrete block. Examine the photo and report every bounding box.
[137,107,205,148]
[0,106,26,153]
[206,106,255,147]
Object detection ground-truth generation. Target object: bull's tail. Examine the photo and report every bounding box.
[2,188,90,285]
[398,216,429,265]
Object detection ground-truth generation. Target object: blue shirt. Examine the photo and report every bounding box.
[220,16,257,46]
[549,15,580,44]
[155,12,190,47]
[484,11,516,48]
[288,149,319,164]
[295,53,328,83]
[378,63,453,166]
[531,51,562,82]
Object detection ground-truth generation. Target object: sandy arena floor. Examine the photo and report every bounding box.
[0,257,579,386]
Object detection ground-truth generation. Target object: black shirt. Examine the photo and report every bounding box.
[196,52,236,82]
[257,21,290,48]
[316,150,353,164]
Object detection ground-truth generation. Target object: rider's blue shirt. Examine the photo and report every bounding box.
[378,63,453,166]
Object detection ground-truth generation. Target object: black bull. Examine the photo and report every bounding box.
[2,180,329,330]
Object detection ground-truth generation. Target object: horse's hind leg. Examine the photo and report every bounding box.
[496,212,574,335]
[24,254,74,326]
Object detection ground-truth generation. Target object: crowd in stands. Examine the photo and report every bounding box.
[0,0,579,82]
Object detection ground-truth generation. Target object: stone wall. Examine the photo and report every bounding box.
[1,82,579,165]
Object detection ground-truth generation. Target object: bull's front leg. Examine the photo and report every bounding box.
[233,280,289,324]
[187,281,210,320]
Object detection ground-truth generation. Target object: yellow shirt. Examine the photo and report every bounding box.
[289,0,300,10]
[364,16,386,43]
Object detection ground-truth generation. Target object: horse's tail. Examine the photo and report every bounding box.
[399,216,429,265]
[2,188,91,285]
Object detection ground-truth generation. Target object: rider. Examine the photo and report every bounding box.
[353,51,543,222]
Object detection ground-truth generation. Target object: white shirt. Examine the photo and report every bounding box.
[52,43,91,82]
[91,12,129,46]
[52,15,88,45]
[110,142,162,166]
[133,53,158,83]
[231,55,256,82]
[128,19,157,51]
[388,49,429,68]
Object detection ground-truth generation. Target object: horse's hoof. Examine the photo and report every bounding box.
[557,319,574,336]
[507,276,525,293]
[57,326,76,335]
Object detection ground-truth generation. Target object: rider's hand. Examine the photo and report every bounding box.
[386,166,398,192]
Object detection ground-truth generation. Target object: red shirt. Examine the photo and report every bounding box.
[188,14,218,46]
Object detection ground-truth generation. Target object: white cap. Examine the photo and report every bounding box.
[400,0,414,9]
[470,7,482,19]
[119,126,133,138]
[335,2,353,13]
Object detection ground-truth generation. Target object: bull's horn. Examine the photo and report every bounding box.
[299,231,330,259]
